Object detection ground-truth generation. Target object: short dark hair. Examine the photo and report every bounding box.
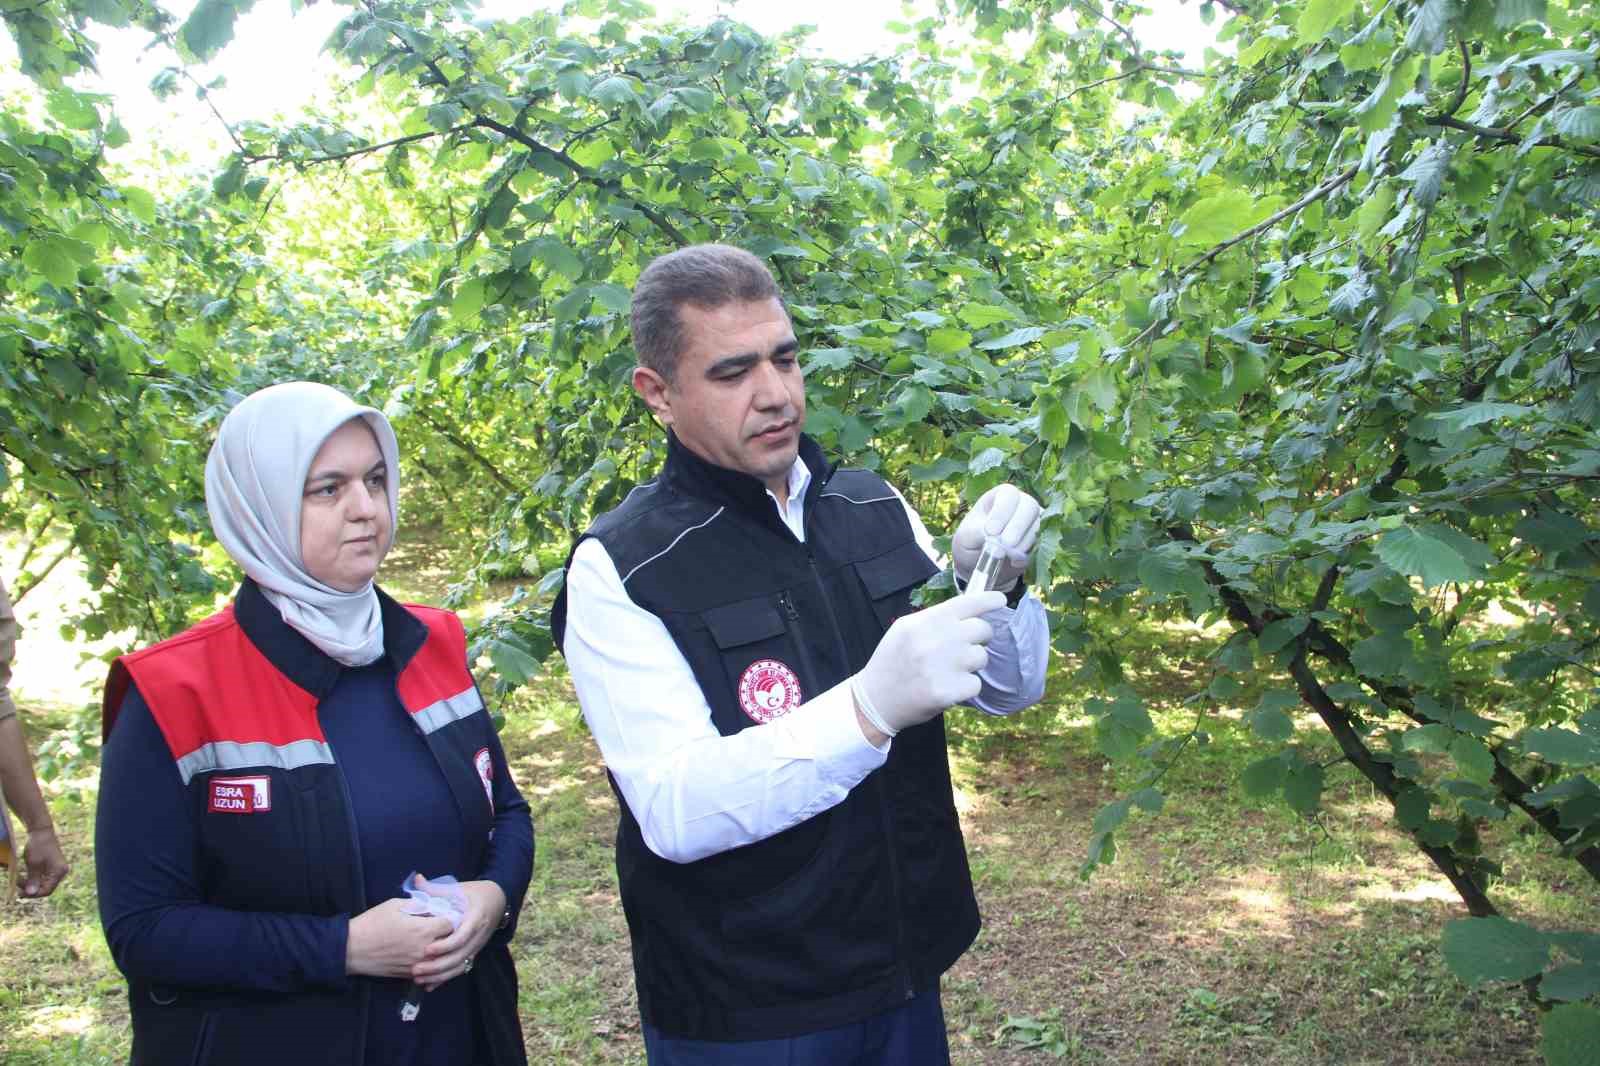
[630,244,783,382]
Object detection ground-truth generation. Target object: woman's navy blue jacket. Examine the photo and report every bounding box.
[96,580,533,1066]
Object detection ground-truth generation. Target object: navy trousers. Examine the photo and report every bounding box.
[641,989,950,1065]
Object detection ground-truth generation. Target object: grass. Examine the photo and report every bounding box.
[0,545,1592,1064]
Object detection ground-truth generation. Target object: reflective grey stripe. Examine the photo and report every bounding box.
[413,686,484,735]
[621,507,725,584]
[820,490,898,506]
[175,739,335,786]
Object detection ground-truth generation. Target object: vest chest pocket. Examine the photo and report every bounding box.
[195,770,320,915]
[703,596,810,729]
[853,540,940,632]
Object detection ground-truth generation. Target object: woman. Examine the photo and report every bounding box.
[96,382,533,1066]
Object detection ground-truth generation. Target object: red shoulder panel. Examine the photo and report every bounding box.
[394,605,475,714]
[101,607,323,758]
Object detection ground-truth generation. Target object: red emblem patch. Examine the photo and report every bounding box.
[738,659,803,723]
[209,775,271,814]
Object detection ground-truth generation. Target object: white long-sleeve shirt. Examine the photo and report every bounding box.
[561,458,1049,864]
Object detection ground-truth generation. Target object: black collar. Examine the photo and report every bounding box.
[660,431,835,535]
[233,578,429,700]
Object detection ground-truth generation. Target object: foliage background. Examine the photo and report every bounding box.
[3,0,1599,1060]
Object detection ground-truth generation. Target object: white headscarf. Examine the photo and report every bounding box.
[204,382,401,667]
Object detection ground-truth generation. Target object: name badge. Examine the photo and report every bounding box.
[209,775,272,814]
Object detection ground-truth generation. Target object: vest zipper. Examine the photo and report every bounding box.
[800,540,916,1001]
[322,704,371,1066]
[776,591,822,692]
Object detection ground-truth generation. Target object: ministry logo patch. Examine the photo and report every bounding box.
[474,748,494,810]
[738,659,802,723]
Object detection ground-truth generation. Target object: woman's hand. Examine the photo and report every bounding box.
[409,878,507,991]
[345,898,454,979]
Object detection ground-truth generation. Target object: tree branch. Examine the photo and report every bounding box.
[241,125,474,166]
[1426,115,1600,160]
[413,408,517,492]
[1179,164,1358,277]
[471,116,688,246]
[1168,522,1500,916]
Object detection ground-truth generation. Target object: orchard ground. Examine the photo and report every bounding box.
[0,534,1588,1065]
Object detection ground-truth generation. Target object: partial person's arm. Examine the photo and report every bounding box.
[96,687,351,993]
[0,715,69,897]
[564,539,889,865]
[0,580,69,898]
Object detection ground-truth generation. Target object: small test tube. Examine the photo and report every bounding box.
[966,535,1005,595]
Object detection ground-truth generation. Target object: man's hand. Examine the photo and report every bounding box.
[20,825,68,898]
[345,898,454,979]
[410,879,507,991]
[951,485,1042,592]
[851,590,1006,739]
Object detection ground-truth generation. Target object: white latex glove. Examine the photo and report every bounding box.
[951,485,1042,592]
[850,590,1006,736]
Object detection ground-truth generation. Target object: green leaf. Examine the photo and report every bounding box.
[528,238,583,281]
[1555,106,1600,142]
[46,89,100,131]
[1426,401,1530,432]
[1523,728,1600,766]
[590,75,641,108]
[1375,525,1478,588]
[1449,735,1496,785]
[1283,761,1325,815]
[895,385,934,422]
[957,303,1015,327]
[1092,798,1131,835]
[489,637,542,684]
[1404,0,1458,55]
[1137,547,1199,600]
[1297,0,1359,44]
[1351,633,1409,677]
[120,185,156,223]
[1258,616,1309,653]
[1541,962,1600,1003]
[976,326,1046,351]
[1096,717,1143,761]
[450,277,486,321]
[926,327,972,355]
[1356,55,1421,135]
[593,283,631,313]
[22,237,79,288]
[180,0,254,61]
[1399,142,1453,208]
[1542,1003,1600,1066]
[1179,189,1261,248]
[1494,0,1546,29]
[1241,755,1286,797]
[1442,917,1550,985]
[1356,181,1395,240]
[1402,723,1454,753]
[1247,706,1295,743]
[968,447,1009,475]
[1395,786,1430,830]
[1130,787,1165,813]
[1093,695,1153,761]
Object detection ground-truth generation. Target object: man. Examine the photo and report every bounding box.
[551,244,1049,1064]
[0,575,70,900]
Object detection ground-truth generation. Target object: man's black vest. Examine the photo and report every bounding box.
[552,434,981,1042]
